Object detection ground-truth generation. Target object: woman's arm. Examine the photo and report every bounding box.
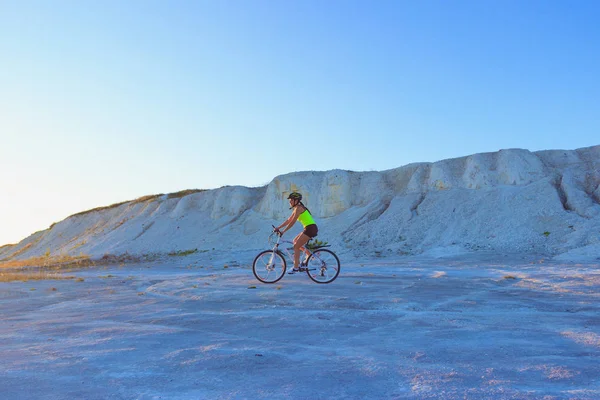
[275,215,292,231]
[277,207,301,234]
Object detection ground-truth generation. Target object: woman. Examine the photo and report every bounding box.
[274,192,318,274]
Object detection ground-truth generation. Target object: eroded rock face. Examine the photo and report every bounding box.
[2,146,599,261]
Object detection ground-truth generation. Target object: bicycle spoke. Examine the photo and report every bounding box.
[252,250,286,284]
[306,249,340,284]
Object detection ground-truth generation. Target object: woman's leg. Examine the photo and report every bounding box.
[293,232,311,269]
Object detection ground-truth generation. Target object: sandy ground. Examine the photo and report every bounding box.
[1,252,600,399]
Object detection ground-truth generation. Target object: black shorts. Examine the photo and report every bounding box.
[303,224,318,238]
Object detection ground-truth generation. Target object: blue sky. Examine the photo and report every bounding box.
[1,0,599,246]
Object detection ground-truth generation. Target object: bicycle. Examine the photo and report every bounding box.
[252,226,341,284]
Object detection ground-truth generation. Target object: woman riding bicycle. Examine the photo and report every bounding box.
[274,192,318,274]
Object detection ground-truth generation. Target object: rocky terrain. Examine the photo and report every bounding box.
[2,145,599,262]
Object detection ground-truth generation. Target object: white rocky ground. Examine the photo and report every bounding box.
[1,146,600,399]
[1,251,599,399]
[1,145,599,263]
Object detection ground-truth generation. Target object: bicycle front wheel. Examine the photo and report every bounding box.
[306,249,340,284]
[252,250,286,284]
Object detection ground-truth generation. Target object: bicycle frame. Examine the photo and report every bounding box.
[253,229,341,284]
[269,233,312,266]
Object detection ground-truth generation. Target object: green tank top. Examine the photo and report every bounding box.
[297,209,316,228]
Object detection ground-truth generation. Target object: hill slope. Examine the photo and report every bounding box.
[2,146,599,262]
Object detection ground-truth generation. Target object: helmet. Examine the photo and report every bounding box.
[287,192,302,201]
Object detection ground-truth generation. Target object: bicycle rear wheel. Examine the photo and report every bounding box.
[252,250,286,284]
[306,249,340,284]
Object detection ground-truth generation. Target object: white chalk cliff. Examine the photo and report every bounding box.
[2,146,600,261]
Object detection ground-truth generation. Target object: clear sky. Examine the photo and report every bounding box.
[1,0,599,246]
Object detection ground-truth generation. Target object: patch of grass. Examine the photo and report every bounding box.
[100,253,144,264]
[7,242,33,259]
[0,243,15,252]
[167,189,206,199]
[307,239,329,250]
[0,253,92,270]
[168,248,199,257]
[72,194,164,217]
[114,217,131,229]
[72,201,129,217]
[132,194,164,204]
[1,270,74,282]
[71,240,87,251]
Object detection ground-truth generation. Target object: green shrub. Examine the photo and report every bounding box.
[307,239,328,250]
[168,248,199,257]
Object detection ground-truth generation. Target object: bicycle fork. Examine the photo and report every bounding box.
[267,245,279,270]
